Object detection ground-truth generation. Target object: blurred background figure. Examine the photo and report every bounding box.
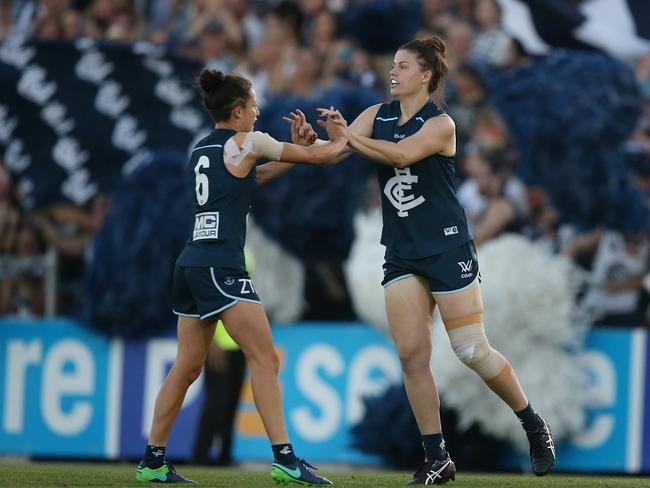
[458,146,528,246]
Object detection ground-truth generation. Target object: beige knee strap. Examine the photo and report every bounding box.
[444,312,483,330]
[447,323,506,380]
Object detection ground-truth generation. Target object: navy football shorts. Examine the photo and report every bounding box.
[382,240,481,295]
[172,266,261,320]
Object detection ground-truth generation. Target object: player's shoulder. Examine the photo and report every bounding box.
[192,130,225,153]
[374,100,399,118]
[422,107,455,133]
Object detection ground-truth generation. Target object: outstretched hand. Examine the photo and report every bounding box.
[316,106,349,142]
[317,107,347,127]
[283,109,317,146]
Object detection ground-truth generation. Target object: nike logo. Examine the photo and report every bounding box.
[273,463,301,478]
[152,449,164,457]
[139,466,167,482]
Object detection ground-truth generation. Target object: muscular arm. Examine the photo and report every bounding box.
[255,161,295,186]
[224,130,348,179]
[347,114,456,168]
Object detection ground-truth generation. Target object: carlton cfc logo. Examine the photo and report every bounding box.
[384,167,426,217]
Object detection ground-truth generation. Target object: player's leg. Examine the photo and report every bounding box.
[137,315,215,483]
[435,280,555,476]
[385,276,440,436]
[384,276,456,485]
[219,301,332,485]
[149,316,216,444]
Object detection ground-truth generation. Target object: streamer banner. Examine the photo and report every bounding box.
[0,39,211,209]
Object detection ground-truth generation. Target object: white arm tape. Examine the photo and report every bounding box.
[247,131,284,161]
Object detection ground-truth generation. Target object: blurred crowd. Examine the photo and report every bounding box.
[1,0,650,328]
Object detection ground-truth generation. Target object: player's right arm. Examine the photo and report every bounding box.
[288,105,381,164]
[222,126,348,179]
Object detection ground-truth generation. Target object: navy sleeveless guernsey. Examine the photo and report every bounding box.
[373,100,470,258]
[176,129,255,270]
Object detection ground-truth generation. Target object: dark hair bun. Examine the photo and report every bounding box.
[426,36,446,57]
[199,69,226,94]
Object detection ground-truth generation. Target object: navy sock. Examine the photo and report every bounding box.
[515,403,543,432]
[144,444,166,469]
[422,433,447,462]
[272,443,298,465]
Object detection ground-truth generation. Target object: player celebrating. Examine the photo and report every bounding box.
[135,69,345,485]
[297,36,555,484]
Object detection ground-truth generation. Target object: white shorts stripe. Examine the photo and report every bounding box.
[200,300,238,320]
[209,267,262,305]
[173,310,201,317]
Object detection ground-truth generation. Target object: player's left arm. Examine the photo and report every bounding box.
[347,115,455,168]
[255,161,295,186]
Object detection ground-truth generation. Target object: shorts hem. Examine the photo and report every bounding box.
[382,273,415,288]
[173,310,201,317]
[200,300,238,320]
[431,273,480,296]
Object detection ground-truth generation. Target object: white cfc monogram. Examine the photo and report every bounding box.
[384,167,426,217]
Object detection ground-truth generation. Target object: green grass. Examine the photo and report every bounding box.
[0,462,649,487]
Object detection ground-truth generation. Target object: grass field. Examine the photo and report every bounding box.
[1,463,649,488]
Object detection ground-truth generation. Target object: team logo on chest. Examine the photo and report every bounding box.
[384,167,426,217]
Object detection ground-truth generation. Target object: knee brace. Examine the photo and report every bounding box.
[446,321,506,381]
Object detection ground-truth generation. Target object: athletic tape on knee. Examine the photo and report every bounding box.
[447,323,506,380]
[444,312,483,330]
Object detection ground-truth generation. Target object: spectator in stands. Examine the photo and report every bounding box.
[421,0,454,35]
[33,195,110,314]
[565,228,650,326]
[0,219,47,317]
[445,21,474,70]
[472,106,510,152]
[520,185,574,255]
[457,146,529,246]
[446,64,488,153]
[0,162,19,258]
[470,0,511,67]
[307,8,341,59]
[61,7,82,39]
[198,19,234,73]
[105,5,143,42]
[224,0,264,50]
[0,0,10,40]
[287,47,322,97]
[35,12,62,39]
